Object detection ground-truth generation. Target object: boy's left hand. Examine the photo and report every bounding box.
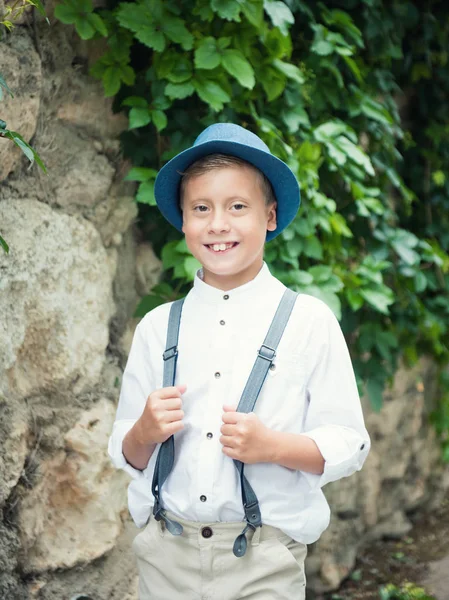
[220,405,273,464]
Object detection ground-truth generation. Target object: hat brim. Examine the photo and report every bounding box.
[154,139,301,242]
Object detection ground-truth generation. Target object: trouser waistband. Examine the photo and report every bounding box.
[154,510,290,547]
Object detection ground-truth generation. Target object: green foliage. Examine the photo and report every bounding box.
[0,122,47,173]
[53,0,449,419]
[55,0,107,40]
[0,0,48,33]
[379,581,436,599]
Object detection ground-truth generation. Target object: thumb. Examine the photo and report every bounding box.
[223,404,238,412]
[176,383,187,395]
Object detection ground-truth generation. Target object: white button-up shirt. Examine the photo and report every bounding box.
[108,262,370,544]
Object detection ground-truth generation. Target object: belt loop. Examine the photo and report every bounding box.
[251,526,261,547]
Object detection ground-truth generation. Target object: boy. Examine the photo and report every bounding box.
[108,123,370,600]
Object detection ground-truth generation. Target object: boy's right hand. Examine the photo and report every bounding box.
[135,384,187,446]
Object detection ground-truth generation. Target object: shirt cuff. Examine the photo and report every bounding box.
[108,419,146,480]
[301,425,370,490]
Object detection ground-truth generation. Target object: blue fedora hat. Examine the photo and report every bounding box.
[154,123,300,241]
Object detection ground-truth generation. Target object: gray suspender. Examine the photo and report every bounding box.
[152,288,298,556]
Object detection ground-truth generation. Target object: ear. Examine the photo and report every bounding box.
[267,201,277,232]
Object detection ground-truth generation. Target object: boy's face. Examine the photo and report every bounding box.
[181,165,277,290]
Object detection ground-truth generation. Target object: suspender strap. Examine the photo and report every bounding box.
[151,298,185,536]
[151,288,298,556]
[232,288,298,557]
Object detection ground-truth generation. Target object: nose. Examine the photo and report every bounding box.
[208,209,230,233]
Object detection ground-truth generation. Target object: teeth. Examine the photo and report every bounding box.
[211,243,234,252]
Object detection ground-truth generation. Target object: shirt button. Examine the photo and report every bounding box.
[220,320,225,326]
[270,363,276,371]
[207,432,213,439]
[214,372,221,378]
[200,495,207,502]
[223,294,229,300]
[360,444,365,450]
[201,526,213,538]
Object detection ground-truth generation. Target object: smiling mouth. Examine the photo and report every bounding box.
[205,242,239,253]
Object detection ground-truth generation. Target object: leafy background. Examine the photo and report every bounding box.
[47,0,449,458]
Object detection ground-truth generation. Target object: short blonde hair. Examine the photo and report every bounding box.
[178,154,276,208]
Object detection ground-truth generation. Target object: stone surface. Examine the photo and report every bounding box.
[38,121,116,210]
[0,199,115,397]
[422,555,449,600]
[56,79,128,140]
[135,241,163,296]
[0,395,28,506]
[306,358,449,593]
[18,398,129,573]
[0,31,42,180]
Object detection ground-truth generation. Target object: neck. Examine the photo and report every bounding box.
[202,260,264,291]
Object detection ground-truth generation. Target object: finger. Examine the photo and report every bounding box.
[165,420,184,436]
[223,404,238,412]
[176,383,187,394]
[219,435,236,448]
[160,397,183,411]
[222,411,240,424]
[165,409,184,423]
[220,424,236,436]
[157,386,185,399]
[222,445,238,459]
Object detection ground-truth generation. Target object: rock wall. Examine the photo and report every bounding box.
[0,13,448,600]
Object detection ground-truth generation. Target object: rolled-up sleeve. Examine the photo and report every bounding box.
[301,305,370,489]
[108,319,155,479]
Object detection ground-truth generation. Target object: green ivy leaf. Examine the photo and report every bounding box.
[211,0,242,22]
[2,130,47,173]
[282,105,310,133]
[183,255,202,280]
[366,378,384,412]
[222,49,255,89]
[263,0,294,36]
[272,59,305,84]
[122,96,148,108]
[259,66,286,101]
[86,12,108,36]
[54,2,79,24]
[166,57,192,83]
[136,180,156,205]
[134,294,166,318]
[117,5,166,52]
[0,233,9,254]
[125,167,157,182]
[151,109,167,132]
[75,17,96,40]
[311,39,334,56]
[162,240,182,269]
[129,107,152,129]
[163,15,194,50]
[195,37,221,70]
[241,0,263,27]
[360,288,394,315]
[103,65,123,97]
[165,81,195,99]
[193,77,230,111]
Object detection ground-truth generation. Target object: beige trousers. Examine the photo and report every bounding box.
[132,511,307,600]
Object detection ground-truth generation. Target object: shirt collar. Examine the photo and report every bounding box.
[191,262,274,304]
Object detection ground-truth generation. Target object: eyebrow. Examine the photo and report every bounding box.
[186,195,250,204]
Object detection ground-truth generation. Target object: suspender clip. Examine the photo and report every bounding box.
[258,344,276,362]
[244,501,262,528]
[163,345,178,361]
